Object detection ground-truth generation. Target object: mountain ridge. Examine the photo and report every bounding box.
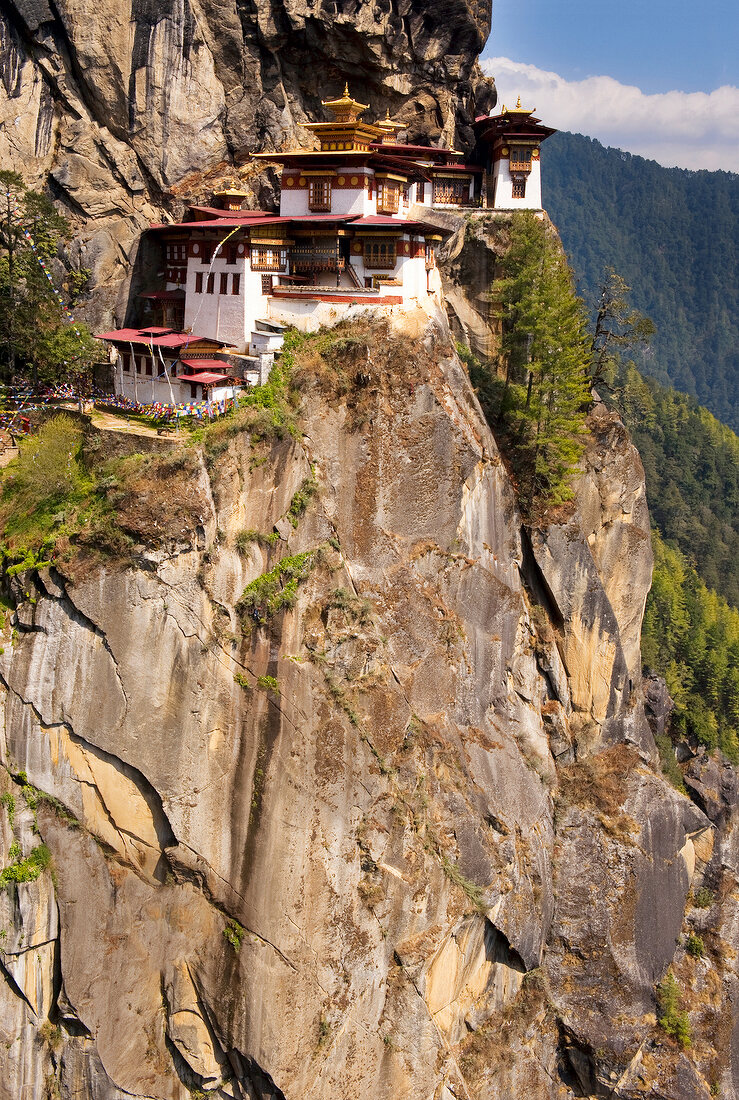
[543,129,739,431]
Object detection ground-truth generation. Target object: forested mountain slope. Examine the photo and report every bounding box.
[612,366,739,609]
[543,131,739,432]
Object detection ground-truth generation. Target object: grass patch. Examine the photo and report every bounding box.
[0,842,52,886]
[235,528,280,554]
[223,919,244,952]
[236,549,317,625]
[38,1019,63,1050]
[233,672,252,692]
[440,854,487,912]
[0,792,15,826]
[256,675,279,695]
[692,887,714,909]
[327,587,374,626]
[287,476,318,529]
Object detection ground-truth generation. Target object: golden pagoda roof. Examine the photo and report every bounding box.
[377,108,404,142]
[500,96,535,117]
[321,83,370,122]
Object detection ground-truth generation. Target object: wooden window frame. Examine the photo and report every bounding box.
[195,272,203,293]
[308,179,332,212]
[363,238,397,270]
[432,178,470,206]
[220,272,228,295]
[232,273,241,295]
[206,273,215,294]
[376,181,400,215]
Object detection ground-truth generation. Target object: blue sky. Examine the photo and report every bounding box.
[480,0,739,170]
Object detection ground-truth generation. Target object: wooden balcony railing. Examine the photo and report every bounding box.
[509,160,532,173]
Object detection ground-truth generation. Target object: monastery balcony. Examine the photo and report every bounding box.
[290,253,345,274]
[271,283,381,297]
[250,259,287,272]
[509,160,533,173]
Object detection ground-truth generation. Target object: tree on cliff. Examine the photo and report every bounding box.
[495,212,592,511]
[0,170,97,388]
[590,267,656,387]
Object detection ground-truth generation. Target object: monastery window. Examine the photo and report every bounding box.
[121,353,130,373]
[135,356,143,375]
[232,273,241,295]
[220,273,228,294]
[432,177,470,206]
[145,358,153,377]
[308,179,332,212]
[226,244,239,265]
[207,273,215,294]
[250,246,286,272]
[261,275,273,294]
[195,272,203,293]
[510,147,532,171]
[363,239,397,269]
[201,243,214,264]
[512,178,527,199]
[366,176,373,199]
[377,181,400,215]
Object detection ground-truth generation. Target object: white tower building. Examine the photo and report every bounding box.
[474,98,556,210]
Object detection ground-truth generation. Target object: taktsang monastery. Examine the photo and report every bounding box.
[97,92,554,407]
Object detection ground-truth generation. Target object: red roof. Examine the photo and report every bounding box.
[180,359,229,371]
[369,142,463,159]
[176,372,232,385]
[351,215,451,234]
[95,327,223,348]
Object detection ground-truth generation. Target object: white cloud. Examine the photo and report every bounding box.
[482,57,739,173]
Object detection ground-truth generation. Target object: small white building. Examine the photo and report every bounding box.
[94,327,242,407]
[473,98,556,210]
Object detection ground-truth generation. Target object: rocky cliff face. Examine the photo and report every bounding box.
[0,0,495,327]
[0,311,734,1099]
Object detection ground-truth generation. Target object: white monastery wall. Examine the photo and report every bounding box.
[267,297,400,332]
[493,158,542,210]
[183,256,270,350]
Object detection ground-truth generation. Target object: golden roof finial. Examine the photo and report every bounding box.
[516,95,522,109]
[321,83,370,122]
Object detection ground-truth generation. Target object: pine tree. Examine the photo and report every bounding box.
[0,170,96,388]
[496,213,592,512]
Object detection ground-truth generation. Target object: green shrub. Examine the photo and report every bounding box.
[0,842,52,886]
[237,550,316,625]
[235,529,280,555]
[693,887,714,909]
[287,476,318,529]
[656,971,691,1047]
[685,932,705,958]
[223,919,244,952]
[654,733,687,794]
[0,792,15,826]
[256,675,279,695]
[233,672,252,692]
[14,416,84,501]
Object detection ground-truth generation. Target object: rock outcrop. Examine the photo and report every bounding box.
[0,312,733,1099]
[0,0,496,327]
